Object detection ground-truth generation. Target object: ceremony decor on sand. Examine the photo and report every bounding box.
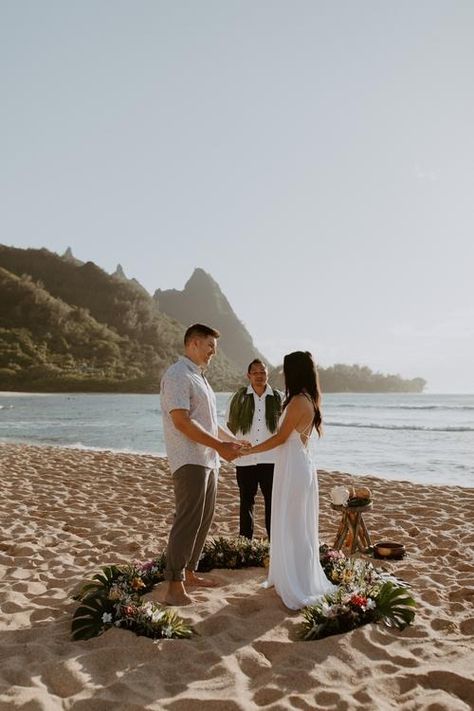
[300,546,416,640]
[71,537,268,641]
[72,538,415,642]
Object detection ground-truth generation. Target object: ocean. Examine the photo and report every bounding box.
[0,392,473,487]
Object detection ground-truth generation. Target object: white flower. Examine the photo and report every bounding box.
[151,610,165,624]
[320,601,332,616]
[102,612,113,624]
[162,625,174,638]
[365,598,377,610]
[330,486,350,506]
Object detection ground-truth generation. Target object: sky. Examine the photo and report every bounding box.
[1,1,473,392]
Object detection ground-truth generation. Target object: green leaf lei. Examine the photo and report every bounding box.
[227,387,282,435]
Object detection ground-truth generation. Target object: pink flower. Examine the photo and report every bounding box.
[139,561,155,572]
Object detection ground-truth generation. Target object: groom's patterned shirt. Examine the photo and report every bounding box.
[160,356,220,475]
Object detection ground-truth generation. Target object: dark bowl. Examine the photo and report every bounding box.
[373,541,406,559]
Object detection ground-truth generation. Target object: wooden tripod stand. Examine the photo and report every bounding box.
[332,502,373,554]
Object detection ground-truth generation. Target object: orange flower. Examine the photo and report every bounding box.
[131,577,146,591]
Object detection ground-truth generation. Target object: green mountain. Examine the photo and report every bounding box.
[154,267,425,393]
[155,268,268,371]
[0,246,241,392]
[0,245,426,393]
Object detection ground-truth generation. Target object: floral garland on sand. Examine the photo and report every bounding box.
[72,538,415,642]
[301,545,415,640]
[72,537,268,641]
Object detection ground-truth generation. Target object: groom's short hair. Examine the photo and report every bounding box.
[184,323,220,345]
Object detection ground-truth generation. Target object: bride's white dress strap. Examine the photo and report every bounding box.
[296,393,316,444]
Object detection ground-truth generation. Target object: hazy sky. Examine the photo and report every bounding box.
[1,1,473,392]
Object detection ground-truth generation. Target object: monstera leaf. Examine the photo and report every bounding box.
[374,581,416,629]
[71,594,115,641]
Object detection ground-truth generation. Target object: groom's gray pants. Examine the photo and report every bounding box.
[164,464,218,581]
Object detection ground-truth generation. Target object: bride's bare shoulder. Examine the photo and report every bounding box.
[287,394,311,411]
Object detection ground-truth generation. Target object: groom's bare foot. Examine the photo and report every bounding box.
[158,581,193,606]
[185,570,219,588]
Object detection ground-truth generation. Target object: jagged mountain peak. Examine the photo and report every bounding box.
[61,247,83,266]
[185,267,215,287]
[111,263,149,296]
[154,268,268,371]
[113,264,127,280]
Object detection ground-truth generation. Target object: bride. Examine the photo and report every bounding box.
[240,351,337,610]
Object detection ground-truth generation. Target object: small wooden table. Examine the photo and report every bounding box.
[331,502,373,554]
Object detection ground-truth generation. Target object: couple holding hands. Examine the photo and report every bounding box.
[159,324,336,609]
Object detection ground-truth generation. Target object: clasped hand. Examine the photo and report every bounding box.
[219,439,252,462]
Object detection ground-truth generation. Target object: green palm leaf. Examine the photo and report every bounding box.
[374,581,416,629]
[91,565,122,588]
[75,565,122,601]
[71,594,114,640]
[163,609,194,639]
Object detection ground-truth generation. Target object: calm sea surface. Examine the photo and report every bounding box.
[0,392,473,487]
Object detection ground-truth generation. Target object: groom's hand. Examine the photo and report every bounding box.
[217,441,243,462]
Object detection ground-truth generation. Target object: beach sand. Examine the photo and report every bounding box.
[0,443,473,710]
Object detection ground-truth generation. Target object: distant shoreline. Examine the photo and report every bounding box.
[2,392,472,487]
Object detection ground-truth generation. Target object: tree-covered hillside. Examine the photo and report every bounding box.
[267,363,425,394]
[0,246,241,392]
[0,245,426,393]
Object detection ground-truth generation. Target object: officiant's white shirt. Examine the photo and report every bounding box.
[227,384,280,466]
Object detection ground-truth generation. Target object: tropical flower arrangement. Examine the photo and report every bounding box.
[197,535,270,571]
[71,558,191,641]
[71,537,269,641]
[300,545,416,640]
[72,538,415,643]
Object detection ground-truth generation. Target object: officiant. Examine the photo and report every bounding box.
[227,359,282,540]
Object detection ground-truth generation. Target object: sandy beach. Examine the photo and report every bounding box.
[0,443,473,710]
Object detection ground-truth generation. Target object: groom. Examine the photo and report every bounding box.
[159,323,245,606]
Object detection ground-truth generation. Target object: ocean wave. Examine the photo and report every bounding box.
[326,421,474,432]
[0,437,166,456]
[61,442,166,456]
[331,404,474,411]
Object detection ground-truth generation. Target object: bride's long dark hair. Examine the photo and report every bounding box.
[282,351,322,437]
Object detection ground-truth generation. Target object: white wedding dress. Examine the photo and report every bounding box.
[264,419,337,610]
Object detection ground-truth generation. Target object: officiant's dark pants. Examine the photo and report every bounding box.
[236,463,274,540]
[165,464,217,581]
